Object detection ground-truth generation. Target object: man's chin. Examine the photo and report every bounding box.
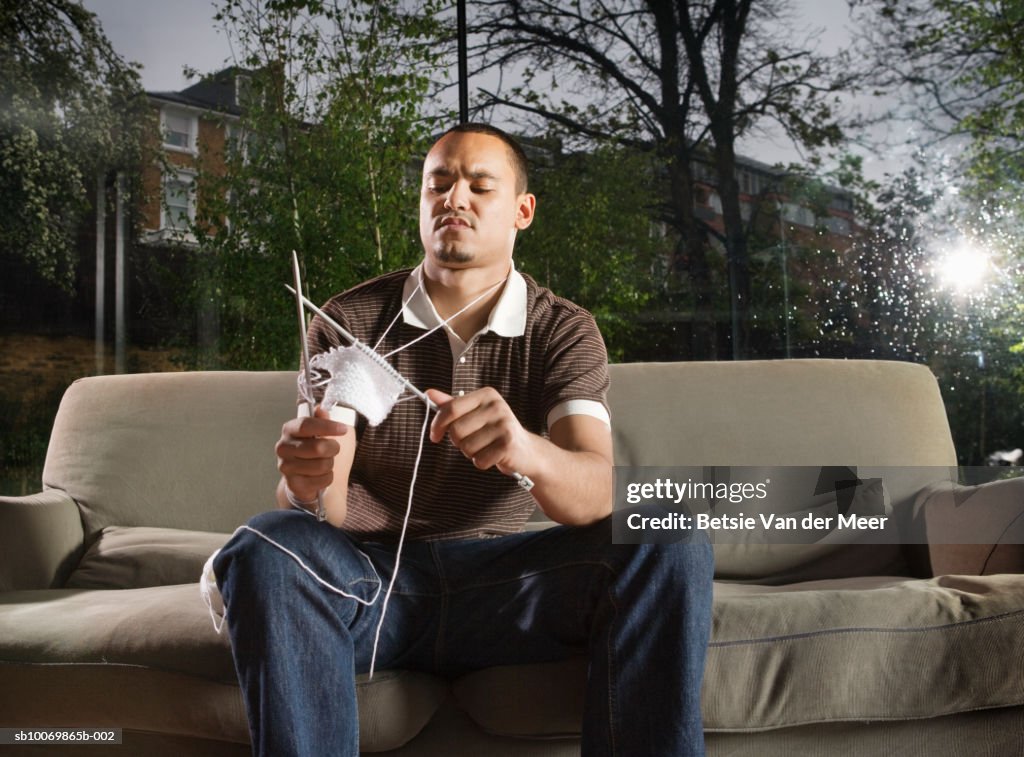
[433,247,475,265]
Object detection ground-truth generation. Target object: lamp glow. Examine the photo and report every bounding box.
[936,242,991,291]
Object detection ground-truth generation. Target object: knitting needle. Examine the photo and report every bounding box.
[284,283,535,492]
[290,252,328,521]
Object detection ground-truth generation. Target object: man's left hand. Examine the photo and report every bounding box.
[426,387,533,476]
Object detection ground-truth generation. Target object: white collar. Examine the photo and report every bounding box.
[402,260,527,339]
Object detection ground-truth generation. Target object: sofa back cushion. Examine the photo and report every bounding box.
[607,359,958,580]
[44,371,296,535]
[44,360,958,581]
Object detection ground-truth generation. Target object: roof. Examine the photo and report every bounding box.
[148,67,253,116]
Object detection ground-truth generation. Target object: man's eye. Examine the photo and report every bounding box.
[428,185,449,194]
[472,186,493,193]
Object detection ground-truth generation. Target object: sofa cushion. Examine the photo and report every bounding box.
[42,372,295,535]
[710,475,907,583]
[910,477,1024,577]
[453,657,587,738]
[709,573,1024,729]
[452,574,1024,736]
[0,585,448,752]
[66,526,230,590]
[606,361,956,476]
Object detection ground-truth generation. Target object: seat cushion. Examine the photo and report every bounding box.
[708,573,1024,729]
[66,526,231,590]
[0,584,447,752]
[452,574,1024,736]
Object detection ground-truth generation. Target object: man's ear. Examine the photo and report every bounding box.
[515,192,537,230]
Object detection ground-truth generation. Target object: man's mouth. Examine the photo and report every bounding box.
[439,216,472,229]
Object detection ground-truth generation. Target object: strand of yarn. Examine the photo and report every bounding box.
[381,275,507,359]
[368,400,431,679]
[372,277,422,352]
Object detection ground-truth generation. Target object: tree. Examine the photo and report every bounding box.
[513,141,666,360]
[187,0,444,369]
[0,0,147,288]
[851,0,1023,203]
[470,0,857,358]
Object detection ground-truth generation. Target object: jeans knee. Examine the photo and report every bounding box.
[214,509,381,608]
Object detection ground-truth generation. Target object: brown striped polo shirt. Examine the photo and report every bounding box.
[305,267,610,542]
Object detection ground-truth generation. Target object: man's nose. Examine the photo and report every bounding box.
[444,181,469,210]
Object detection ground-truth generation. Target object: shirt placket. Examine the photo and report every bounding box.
[452,338,474,397]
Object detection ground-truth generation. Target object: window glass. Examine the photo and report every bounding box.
[163,175,192,230]
[164,112,191,149]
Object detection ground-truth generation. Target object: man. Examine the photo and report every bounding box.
[212,124,713,756]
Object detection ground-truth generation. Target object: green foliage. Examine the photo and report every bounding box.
[0,0,148,288]
[855,0,1023,204]
[188,0,443,369]
[514,143,665,361]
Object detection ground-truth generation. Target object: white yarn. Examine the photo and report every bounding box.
[368,403,431,678]
[306,345,405,427]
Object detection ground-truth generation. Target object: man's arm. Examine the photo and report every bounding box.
[274,408,357,527]
[426,388,613,526]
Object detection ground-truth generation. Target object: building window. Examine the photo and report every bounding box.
[783,202,816,227]
[162,108,197,152]
[162,170,195,231]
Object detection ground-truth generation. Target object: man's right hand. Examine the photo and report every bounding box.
[275,407,349,503]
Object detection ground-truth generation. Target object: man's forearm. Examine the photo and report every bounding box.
[519,433,612,526]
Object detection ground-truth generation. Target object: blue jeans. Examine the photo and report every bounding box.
[213,509,713,756]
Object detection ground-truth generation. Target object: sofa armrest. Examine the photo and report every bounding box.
[906,477,1024,577]
[0,490,85,591]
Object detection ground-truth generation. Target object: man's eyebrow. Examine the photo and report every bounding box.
[425,167,500,181]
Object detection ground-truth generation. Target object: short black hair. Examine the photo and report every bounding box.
[438,123,529,193]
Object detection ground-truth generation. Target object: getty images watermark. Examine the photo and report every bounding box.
[612,465,1024,545]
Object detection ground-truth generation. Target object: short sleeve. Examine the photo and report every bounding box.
[540,308,610,431]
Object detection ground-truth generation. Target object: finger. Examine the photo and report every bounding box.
[276,436,341,460]
[428,392,470,443]
[454,426,509,469]
[425,388,453,406]
[445,411,492,449]
[279,456,334,479]
[284,415,348,439]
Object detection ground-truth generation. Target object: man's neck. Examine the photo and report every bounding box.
[421,260,511,342]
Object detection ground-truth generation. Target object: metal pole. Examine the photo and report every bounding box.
[779,199,791,358]
[115,172,126,374]
[457,0,469,123]
[95,174,106,374]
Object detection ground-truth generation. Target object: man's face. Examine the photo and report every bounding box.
[419,131,535,272]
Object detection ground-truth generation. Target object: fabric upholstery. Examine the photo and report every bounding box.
[910,477,1024,576]
[606,360,956,472]
[0,584,447,752]
[0,489,84,591]
[455,575,1024,735]
[42,371,296,536]
[66,526,231,590]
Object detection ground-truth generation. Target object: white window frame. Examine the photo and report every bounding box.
[161,107,198,154]
[161,168,197,236]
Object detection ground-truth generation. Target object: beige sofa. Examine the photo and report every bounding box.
[2,360,1023,755]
